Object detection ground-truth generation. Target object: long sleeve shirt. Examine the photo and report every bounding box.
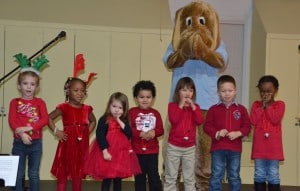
[129,107,164,154]
[250,100,285,160]
[168,102,203,147]
[9,97,48,139]
[204,102,251,152]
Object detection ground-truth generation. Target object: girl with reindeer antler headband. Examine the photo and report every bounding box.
[48,54,97,191]
[9,53,49,191]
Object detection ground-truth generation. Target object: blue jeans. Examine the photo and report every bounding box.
[12,139,42,191]
[254,159,280,184]
[209,150,241,191]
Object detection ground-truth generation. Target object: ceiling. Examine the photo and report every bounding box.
[0,0,300,34]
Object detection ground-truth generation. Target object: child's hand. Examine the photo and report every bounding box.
[187,99,196,110]
[262,93,274,109]
[145,130,155,140]
[219,129,228,138]
[15,126,33,134]
[179,100,186,108]
[55,130,67,141]
[20,133,32,145]
[113,112,123,120]
[102,149,112,161]
[116,117,125,129]
[262,99,267,109]
[217,129,228,140]
[139,131,148,139]
[182,98,196,110]
[227,131,242,140]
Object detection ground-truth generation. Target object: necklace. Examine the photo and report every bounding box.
[72,106,84,141]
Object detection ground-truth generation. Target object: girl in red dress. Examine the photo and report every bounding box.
[48,77,97,191]
[85,92,141,191]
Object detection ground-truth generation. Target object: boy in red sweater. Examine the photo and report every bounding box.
[129,80,164,191]
[204,75,251,191]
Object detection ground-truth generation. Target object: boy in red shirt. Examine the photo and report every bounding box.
[129,80,164,191]
[204,75,251,191]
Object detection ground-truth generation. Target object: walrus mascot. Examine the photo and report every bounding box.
[162,1,228,191]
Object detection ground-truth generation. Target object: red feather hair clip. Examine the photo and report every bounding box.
[73,54,85,78]
[73,53,97,86]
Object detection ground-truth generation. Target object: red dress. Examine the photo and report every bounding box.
[51,103,93,179]
[84,115,141,179]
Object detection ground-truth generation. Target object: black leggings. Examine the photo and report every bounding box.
[101,178,121,191]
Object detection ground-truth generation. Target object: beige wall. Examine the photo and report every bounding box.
[2,0,300,34]
[248,6,266,107]
[254,0,300,35]
[0,0,173,29]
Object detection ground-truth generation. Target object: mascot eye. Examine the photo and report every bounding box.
[199,16,206,25]
[185,17,192,27]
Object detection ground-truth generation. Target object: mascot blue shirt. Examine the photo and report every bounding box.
[163,41,228,110]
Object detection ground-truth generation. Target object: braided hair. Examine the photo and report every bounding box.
[64,77,87,102]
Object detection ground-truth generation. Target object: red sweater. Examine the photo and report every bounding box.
[204,102,251,152]
[250,100,285,160]
[9,97,48,139]
[168,102,203,147]
[129,107,164,154]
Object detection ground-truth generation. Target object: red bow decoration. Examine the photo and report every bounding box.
[73,54,85,77]
[86,72,97,86]
[72,53,97,86]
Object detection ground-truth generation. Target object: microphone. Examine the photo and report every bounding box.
[0,30,67,83]
[55,31,66,41]
[42,31,66,50]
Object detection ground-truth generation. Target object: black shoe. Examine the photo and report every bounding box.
[268,183,281,191]
[254,182,266,191]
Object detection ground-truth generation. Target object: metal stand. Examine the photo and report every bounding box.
[0,31,66,84]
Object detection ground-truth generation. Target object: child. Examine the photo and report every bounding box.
[9,69,49,191]
[250,75,285,191]
[85,92,141,191]
[164,77,204,191]
[129,80,164,191]
[48,77,97,191]
[204,75,251,191]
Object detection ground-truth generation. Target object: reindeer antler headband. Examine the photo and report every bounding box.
[14,53,49,75]
[72,53,97,86]
[63,54,97,101]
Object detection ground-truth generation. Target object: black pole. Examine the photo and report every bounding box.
[0,31,66,83]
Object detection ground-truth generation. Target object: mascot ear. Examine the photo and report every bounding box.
[172,7,183,51]
[209,5,221,50]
